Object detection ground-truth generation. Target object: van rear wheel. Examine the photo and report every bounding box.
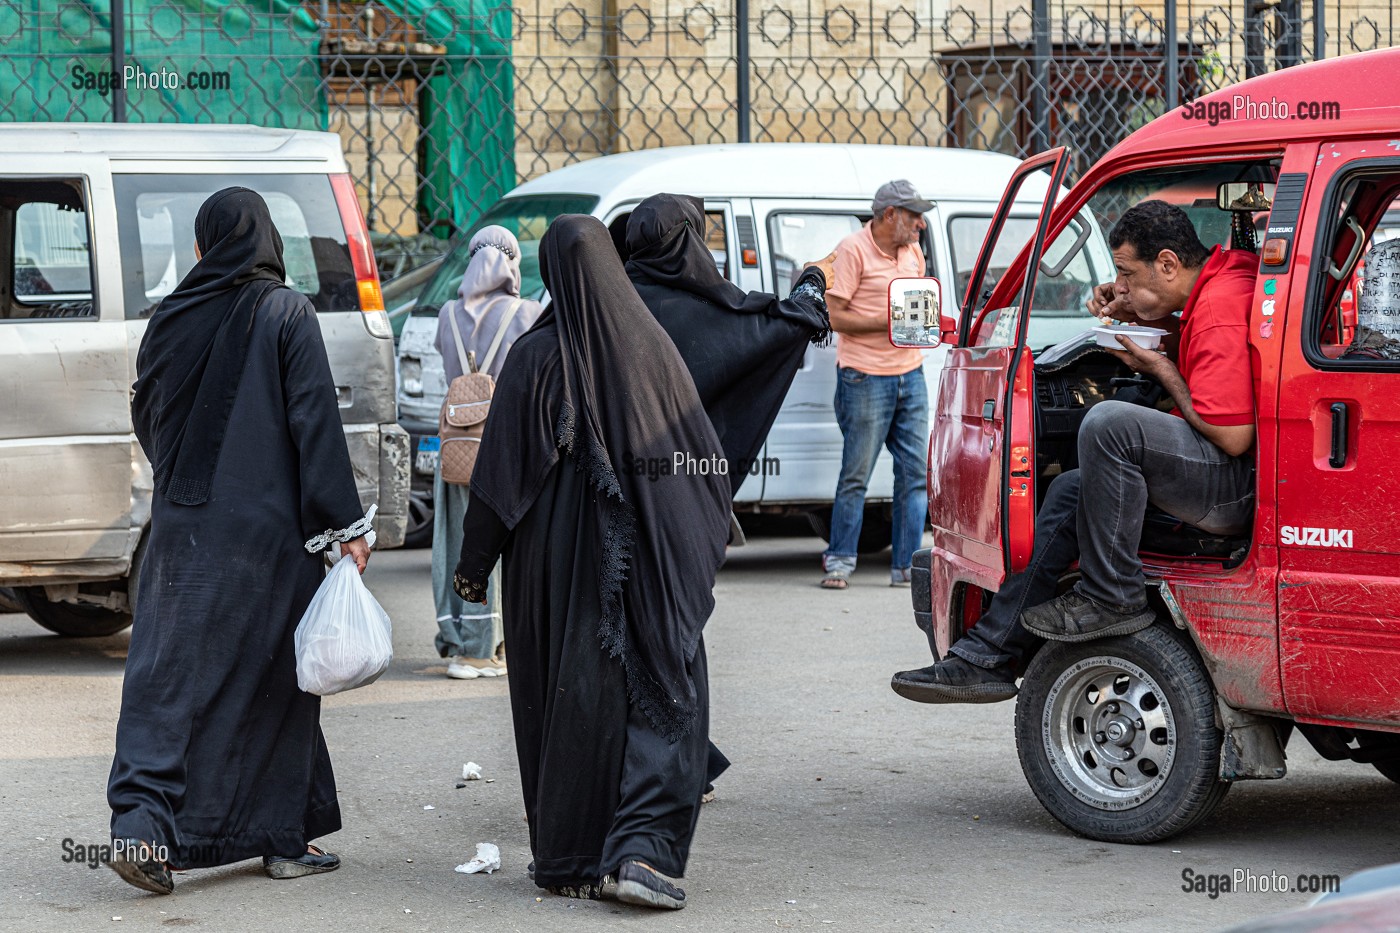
[14,587,132,638]
[1014,624,1230,844]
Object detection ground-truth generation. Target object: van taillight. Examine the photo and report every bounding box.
[330,173,385,313]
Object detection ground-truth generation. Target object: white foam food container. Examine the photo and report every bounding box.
[1092,324,1169,350]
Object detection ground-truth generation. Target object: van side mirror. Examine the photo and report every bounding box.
[888,276,952,348]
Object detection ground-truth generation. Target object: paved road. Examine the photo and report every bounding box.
[3,528,1397,932]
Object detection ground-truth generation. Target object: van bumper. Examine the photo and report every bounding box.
[910,547,935,656]
[376,423,411,548]
[344,422,410,548]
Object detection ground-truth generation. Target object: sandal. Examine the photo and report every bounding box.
[105,839,174,895]
[821,569,850,590]
[547,880,606,900]
[263,844,340,879]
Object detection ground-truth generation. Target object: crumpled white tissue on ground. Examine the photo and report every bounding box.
[462,762,483,781]
[454,842,501,875]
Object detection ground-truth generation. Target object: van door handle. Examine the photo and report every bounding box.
[982,400,996,422]
[1329,402,1348,468]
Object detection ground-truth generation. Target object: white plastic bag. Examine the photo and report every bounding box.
[294,554,393,695]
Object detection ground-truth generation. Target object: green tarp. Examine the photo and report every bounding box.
[0,0,514,234]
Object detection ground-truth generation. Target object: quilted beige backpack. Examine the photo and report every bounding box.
[438,299,523,486]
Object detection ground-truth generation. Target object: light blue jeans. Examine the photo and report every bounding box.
[431,468,502,659]
[824,364,929,575]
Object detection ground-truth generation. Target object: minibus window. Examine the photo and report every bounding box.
[3,179,95,320]
[415,194,599,314]
[113,174,358,319]
[766,212,862,298]
[1316,184,1400,364]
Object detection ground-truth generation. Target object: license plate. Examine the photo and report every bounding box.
[415,436,440,475]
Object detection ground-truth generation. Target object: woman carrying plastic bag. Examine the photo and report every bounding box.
[108,188,373,896]
[297,506,393,696]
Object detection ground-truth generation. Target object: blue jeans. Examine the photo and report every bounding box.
[824,364,929,573]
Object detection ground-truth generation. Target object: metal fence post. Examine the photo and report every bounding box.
[1165,0,1179,111]
[111,0,127,122]
[735,0,751,142]
[1314,0,1326,59]
[1030,0,1049,152]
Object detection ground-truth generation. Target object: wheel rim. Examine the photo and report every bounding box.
[1041,655,1176,810]
[407,490,432,535]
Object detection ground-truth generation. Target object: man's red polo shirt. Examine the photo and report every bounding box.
[1175,247,1258,427]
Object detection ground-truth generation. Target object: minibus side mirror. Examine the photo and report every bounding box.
[888,276,953,348]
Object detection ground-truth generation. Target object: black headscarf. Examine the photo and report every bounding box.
[625,193,828,332]
[468,214,731,741]
[132,187,287,505]
[624,193,829,493]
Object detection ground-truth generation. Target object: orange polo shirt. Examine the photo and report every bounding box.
[828,223,927,376]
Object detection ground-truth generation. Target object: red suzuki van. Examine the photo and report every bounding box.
[895,47,1400,843]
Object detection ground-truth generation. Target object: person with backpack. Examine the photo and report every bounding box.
[432,226,543,679]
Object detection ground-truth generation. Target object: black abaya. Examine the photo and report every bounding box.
[624,193,830,494]
[455,215,730,888]
[110,190,365,868]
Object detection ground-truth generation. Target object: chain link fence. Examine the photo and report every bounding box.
[0,0,1393,275]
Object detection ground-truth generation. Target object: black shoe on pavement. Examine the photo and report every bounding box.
[547,881,606,900]
[105,839,174,895]
[1020,590,1156,643]
[263,845,340,879]
[615,861,686,910]
[890,656,1018,704]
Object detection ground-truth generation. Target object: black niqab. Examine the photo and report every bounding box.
[132,187,286,505]
[624,193,829,494]
[468,214,731,742]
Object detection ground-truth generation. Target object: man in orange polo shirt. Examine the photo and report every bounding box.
[820,180,931,590]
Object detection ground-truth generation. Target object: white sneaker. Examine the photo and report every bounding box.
[446,656,484,679]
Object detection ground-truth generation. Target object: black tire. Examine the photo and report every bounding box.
[1374,761,1400,784]
[403,487,434,550]
[14,587,132,638]
[806,506,893,554]
[0,586,23,615]
[1015,624,1231,844]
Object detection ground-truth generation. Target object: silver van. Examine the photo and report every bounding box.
[397,144,1037,548]
[0,124,409,638]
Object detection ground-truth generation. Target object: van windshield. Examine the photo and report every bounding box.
[113,174,358,319]
[415,194,600,315]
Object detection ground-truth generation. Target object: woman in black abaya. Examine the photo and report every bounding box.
[623,193,830,494]
[108,188,371,894]
[453,215,731,910]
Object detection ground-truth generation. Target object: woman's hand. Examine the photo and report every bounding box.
[452,565,489,604]
[340,536,370,574]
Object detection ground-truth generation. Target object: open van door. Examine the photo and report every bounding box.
[930,148,1071,586]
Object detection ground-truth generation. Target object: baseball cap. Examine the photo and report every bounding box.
[872,179,933,215]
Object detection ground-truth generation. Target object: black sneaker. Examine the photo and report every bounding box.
[1020,590,1155,643]
[104,839,174,895]
[615,861,686,910]
[890,656,1018,704]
